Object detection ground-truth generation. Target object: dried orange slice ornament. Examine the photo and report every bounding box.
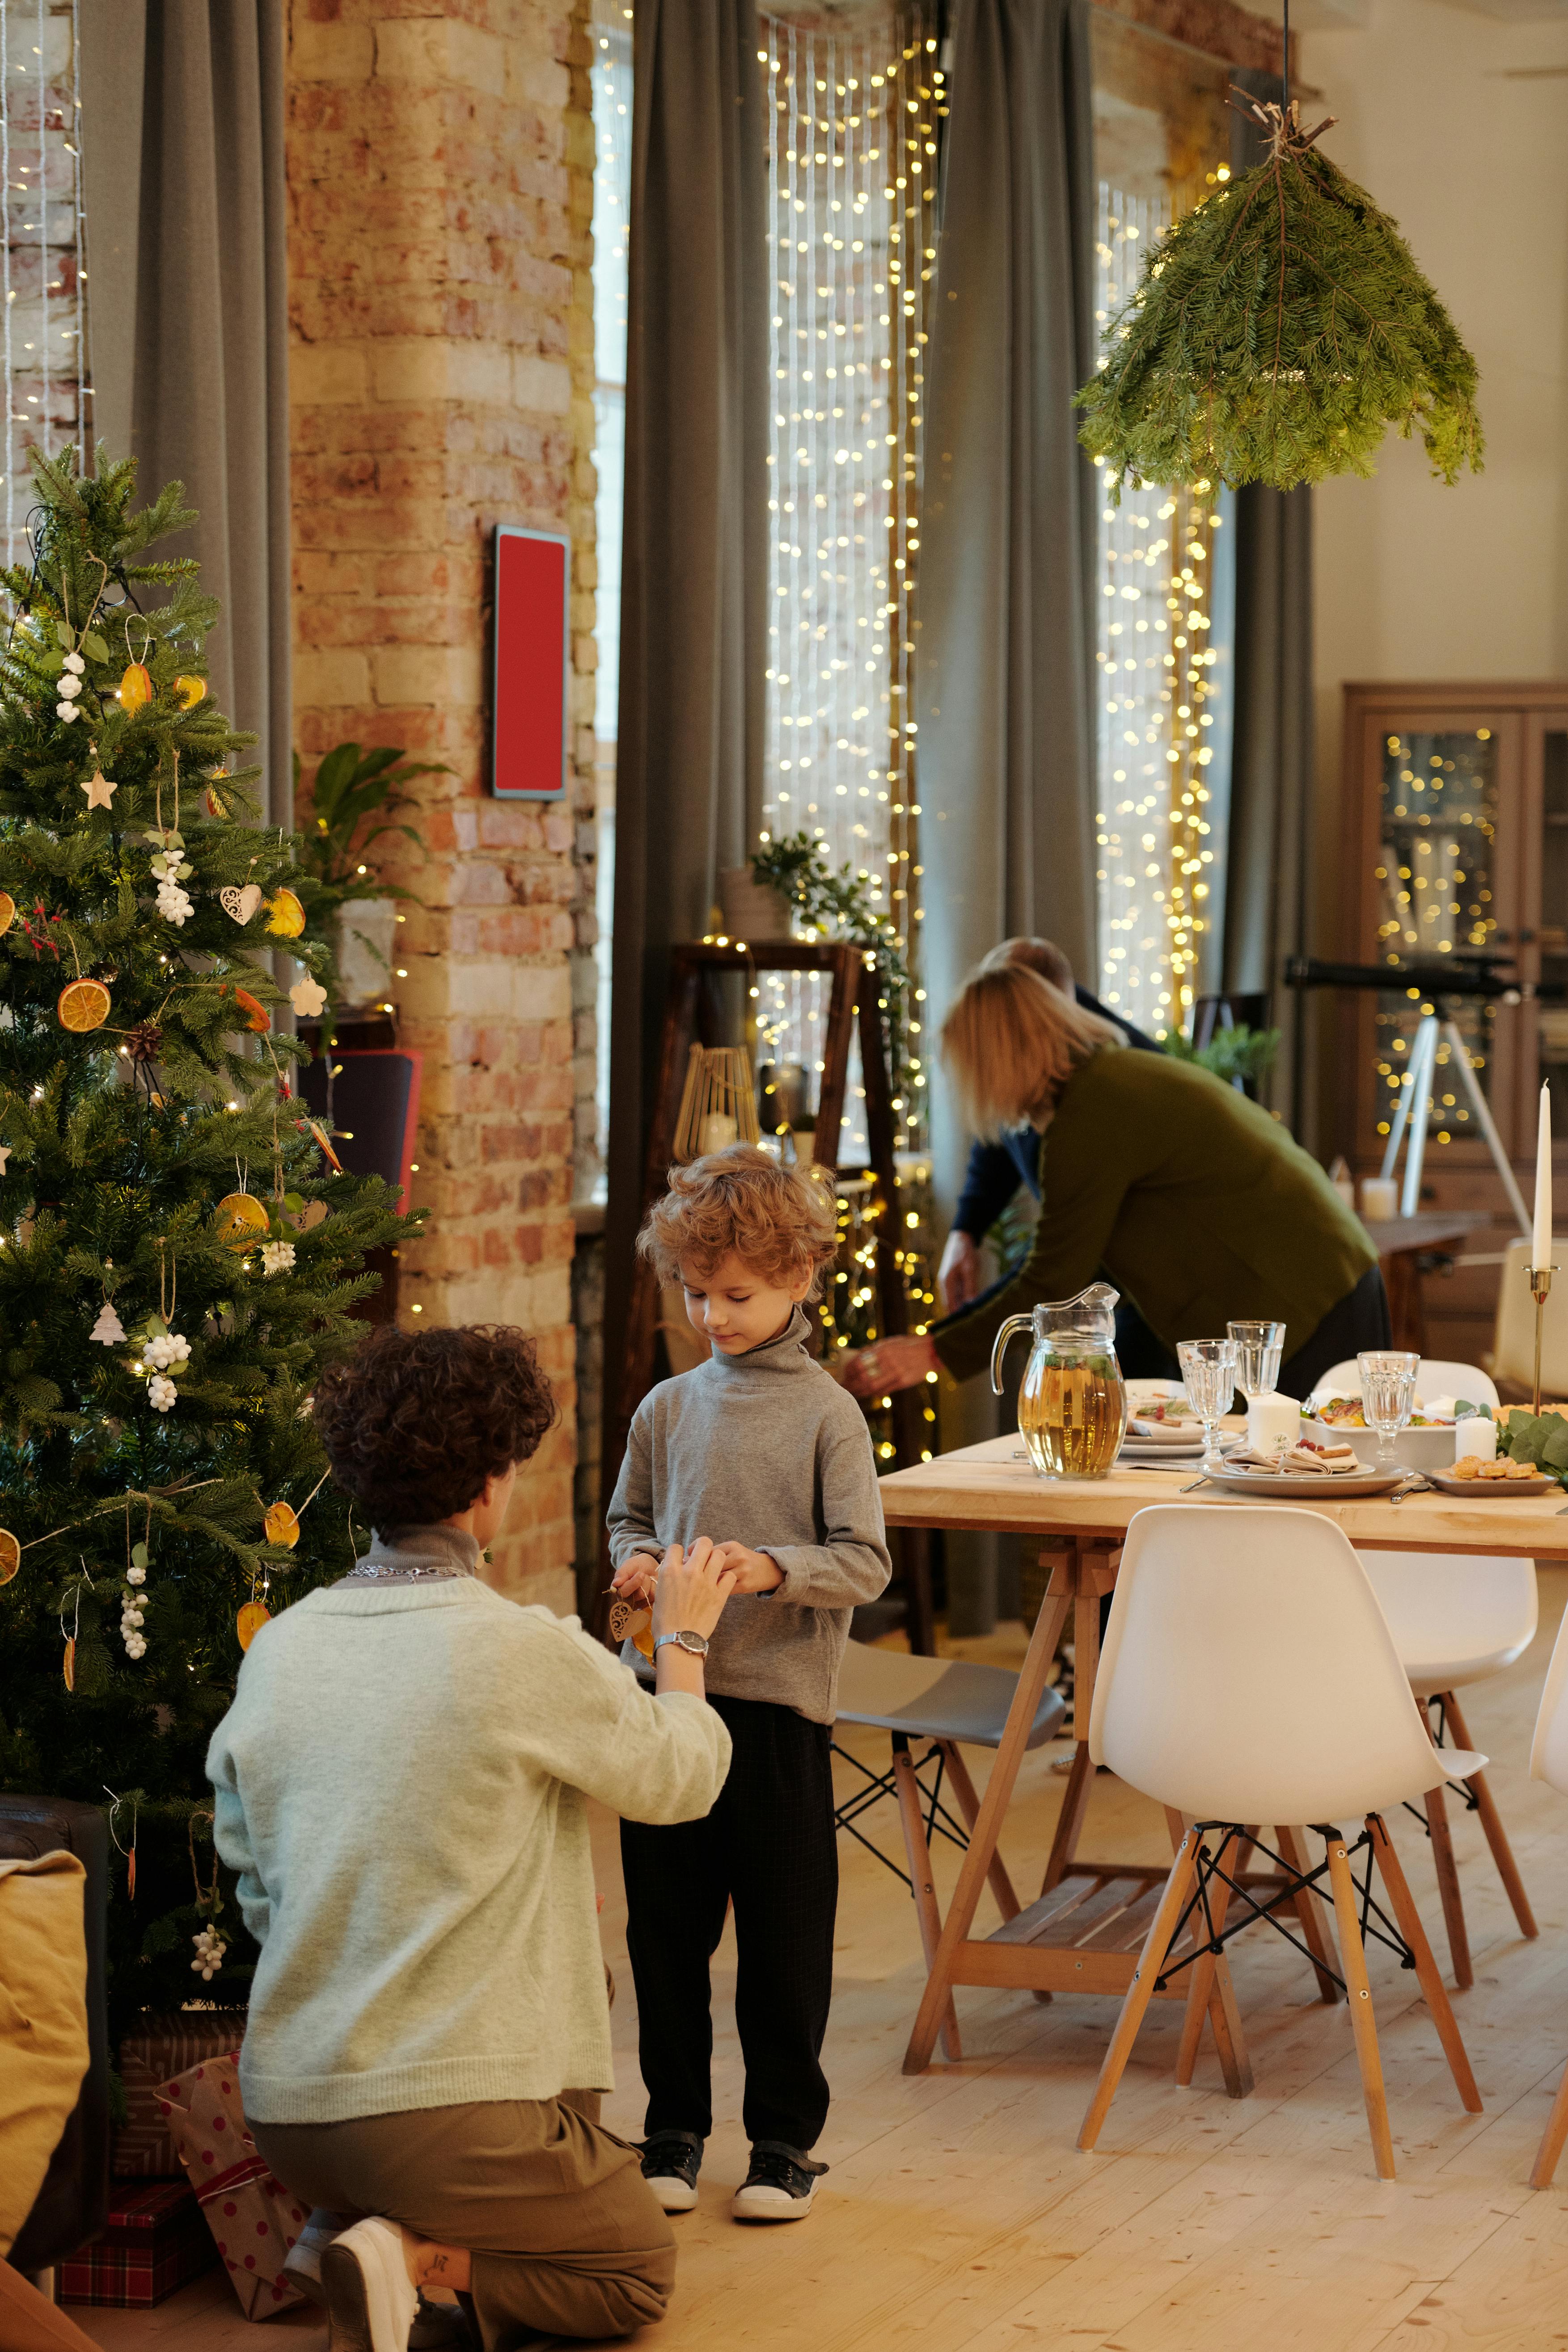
[237,1600,272,1650]
[173,674,207,710]
[58,977,111,1032]
[220,983,271,1034]
[266,888,305,939]
[0,891,14,935]
[118,662,153,712]
[263,1502,300,1549]
[215,1191,269,1252]
[0,1527,19,1585]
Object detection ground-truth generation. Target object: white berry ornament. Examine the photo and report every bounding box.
[143,1331,191,1372]
[148,1374,177,1413]
[191,1924,228,1981]
[261,1240,296,1276]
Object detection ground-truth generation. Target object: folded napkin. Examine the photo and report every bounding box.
[1227,1442,1361,1476]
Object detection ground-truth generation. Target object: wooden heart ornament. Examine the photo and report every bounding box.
[220,884,263,925]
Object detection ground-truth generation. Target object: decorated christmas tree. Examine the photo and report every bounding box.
[0,448,412,2041]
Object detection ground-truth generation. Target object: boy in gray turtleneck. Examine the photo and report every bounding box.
[607,1146,890,2227]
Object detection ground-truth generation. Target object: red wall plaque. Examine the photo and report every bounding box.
[491,525,569,799]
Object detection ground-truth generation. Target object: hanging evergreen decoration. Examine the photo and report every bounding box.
[1075,95,1484,499]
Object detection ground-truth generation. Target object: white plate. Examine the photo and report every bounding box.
[1119,1440,1205,1463]
[1201,1465,1405,1498]
[1425,1467,1559,1498]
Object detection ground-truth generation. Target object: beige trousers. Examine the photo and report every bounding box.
[252,2094,675,2350]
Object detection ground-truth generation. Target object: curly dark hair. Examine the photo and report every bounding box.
[311,1324,558,1530]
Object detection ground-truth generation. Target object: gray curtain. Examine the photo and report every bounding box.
[79,0,292,828]
[1222,68,1315,1142]
[915,0,1097,1631]
[600,0,768,1499]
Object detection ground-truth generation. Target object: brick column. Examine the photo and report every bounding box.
[286,0,597,1609]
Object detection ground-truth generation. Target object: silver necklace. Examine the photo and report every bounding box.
[344,1559,475,1583]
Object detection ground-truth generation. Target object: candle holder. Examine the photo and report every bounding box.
[1527,1263,1558,1416]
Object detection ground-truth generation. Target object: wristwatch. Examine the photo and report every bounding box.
[654,1629,710,1659]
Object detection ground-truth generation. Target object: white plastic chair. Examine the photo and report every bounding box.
[1527,1611,1568,2187]
[1333,1357,1541,1985]
[1078,1504,1484,2180]
[1314,1356,1500,1409]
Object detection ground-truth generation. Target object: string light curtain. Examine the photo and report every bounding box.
[1,0,87,571]
[1087,48,1237,1041]
[757,4,940,1155]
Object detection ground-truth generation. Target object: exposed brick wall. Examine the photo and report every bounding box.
[285,0,598,1610]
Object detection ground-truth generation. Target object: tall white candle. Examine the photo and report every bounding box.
[1534,1082,1553,1272]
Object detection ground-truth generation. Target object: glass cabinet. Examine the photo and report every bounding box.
[1339,682,1568,1191]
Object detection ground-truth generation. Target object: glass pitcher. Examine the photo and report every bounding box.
[991,1283,1128,1481]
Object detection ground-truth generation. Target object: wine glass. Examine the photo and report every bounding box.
[1177,1338,1241,1474]
[1357,1349,1420,1469]
[1227,1319,1286,1405]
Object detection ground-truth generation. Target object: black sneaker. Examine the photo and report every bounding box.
[731,2142,826,2222]
[641,2129,703,2212]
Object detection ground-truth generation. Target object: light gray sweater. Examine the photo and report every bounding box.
[206,1525,731,2124]
[607,1307,891,1723]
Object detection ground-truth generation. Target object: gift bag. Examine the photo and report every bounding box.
[116,2007,249,2176]
[157,2055,307,2320]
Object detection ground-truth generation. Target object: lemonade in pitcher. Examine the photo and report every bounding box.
[991,1284,1128,1481]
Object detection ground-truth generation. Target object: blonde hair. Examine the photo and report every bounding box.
[638,1144,839,1298]
[940,960,1120,1140]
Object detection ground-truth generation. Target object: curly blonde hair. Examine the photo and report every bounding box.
[638,1145,840,1298]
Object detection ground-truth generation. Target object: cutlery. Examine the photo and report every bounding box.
[1390,1475,1433,1506]
[1179,1473,1213,1493]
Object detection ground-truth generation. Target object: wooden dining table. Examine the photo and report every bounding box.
[875,1435,1568,2078]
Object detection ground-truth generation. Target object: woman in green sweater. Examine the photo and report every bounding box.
[844,959,1387,1403]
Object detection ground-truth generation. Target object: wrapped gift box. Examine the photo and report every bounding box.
[59,2177,216,2308]
[158,2054,308,2320]
[115,2007,249,2177]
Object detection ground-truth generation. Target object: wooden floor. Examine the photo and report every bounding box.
[76,1572,1568,2352]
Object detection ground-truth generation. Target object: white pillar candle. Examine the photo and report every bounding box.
[1534,1082,1553,1272]
[700,1112,738,1157]
[1455,1417,1498,1463]
[1360,1176,1399,1222]
[1247,1393,1301,1455]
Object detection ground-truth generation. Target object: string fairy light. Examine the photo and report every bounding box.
[0,1,88,570]
[759,5,937,1155]
[1090,167,1234,1039]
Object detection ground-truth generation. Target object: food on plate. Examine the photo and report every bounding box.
[1230,1438,1361,1476]
[1449,1454,1547,1482]
[1313,1394,1453,1429]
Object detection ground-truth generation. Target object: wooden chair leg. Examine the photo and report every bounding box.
[1423,1780,1473,1990]
[941,1741,1022,1924]
[1530,2051,1568,2189]
[892,1742,961,2063]
[1367,1813,1483,2115]
[1041,1739,1096,1895]
[1325,1834,1397,2180]
[1175,1836,1250,2092]
[1079,1832,1200,2151]
[1440,1689,1540,1942]
[1275,1824,1343,2005]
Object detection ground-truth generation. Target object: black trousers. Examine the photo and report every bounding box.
[619,1692,837,2154]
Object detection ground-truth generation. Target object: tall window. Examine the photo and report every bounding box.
[1088,22,1237,1038]
[588,0,633,1189]
[757,4,940,1155]
[1,1,87,569]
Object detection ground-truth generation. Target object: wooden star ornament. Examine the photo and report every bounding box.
[80,768,118,810]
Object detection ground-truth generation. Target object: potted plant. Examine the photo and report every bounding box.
[293,742,448,1012]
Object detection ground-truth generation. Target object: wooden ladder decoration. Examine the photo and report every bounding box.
[597,939,934,1651]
